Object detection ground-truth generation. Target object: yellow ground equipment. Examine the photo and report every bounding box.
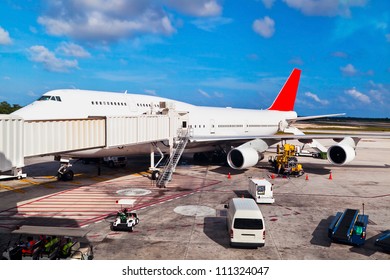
[268,143,304,177]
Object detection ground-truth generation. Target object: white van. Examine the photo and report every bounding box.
[248,178,275,204]
[225,198,265,248]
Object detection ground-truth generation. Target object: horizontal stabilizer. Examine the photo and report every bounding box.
[287,113,346,125]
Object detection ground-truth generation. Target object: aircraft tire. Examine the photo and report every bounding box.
[62,170,74,181]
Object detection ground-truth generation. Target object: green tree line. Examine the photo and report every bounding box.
[0,101,22,114]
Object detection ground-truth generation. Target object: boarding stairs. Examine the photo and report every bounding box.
[156,130,189,188]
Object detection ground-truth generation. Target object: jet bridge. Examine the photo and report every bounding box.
[0,109,186,177]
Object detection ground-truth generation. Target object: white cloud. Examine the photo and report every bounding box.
[214,91,224,98]
[340,63,357,76]
[289,57,304,65]
[262,0,276,9]
[144,89,157,96]
[56,42,91,58]
[198,89,211,98]
[305,92,329,105]
[27,91,38,97]
[37,0,223,43]
[165,0,222,17]
[253,16,275,38]
[345,88,370,103]
[332,51,348,58]
[191,17,233,32]
[28,45,78,72]
[368,81,389,105]
[282,0,367,17]
[0,26,12,45]
[38,0,176,42]
[201,77,260,91]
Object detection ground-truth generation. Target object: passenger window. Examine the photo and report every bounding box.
[91,101,94,105]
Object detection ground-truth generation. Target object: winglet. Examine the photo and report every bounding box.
[268,68,301,111]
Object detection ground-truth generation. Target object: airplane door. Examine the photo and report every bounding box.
[210,119,215,134]
[178,112,189,134]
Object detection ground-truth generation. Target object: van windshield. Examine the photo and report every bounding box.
[234,218,263,230]
[257,185,265,195]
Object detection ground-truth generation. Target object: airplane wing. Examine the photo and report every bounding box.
[189,128,390,169]
[190,132,390,143]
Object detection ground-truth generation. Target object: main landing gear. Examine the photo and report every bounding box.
[57,160,74,181]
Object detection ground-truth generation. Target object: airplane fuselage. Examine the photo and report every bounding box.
[13,89,297,158]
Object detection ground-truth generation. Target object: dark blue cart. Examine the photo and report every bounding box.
[328,209,368,246]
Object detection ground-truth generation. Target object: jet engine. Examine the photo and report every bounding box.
[227,139,268,169]
[327,137,357,165]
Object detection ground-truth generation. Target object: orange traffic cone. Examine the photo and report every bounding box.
[271,174,275,179]
[228,172,231,179]
[329,171,333,180]
[305,174,309,181]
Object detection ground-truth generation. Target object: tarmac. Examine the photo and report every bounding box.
[0,137,389,260]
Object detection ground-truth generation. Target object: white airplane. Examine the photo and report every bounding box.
[11,68,383,181]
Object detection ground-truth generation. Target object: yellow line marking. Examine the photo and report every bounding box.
[20,179,56,189]
[42,176,56,179]
[20,179,40,185]
[89,177,110,182]
[0,184,25,193]
[68,181,82,185]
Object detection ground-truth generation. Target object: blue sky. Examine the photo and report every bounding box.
[0,0,389,117]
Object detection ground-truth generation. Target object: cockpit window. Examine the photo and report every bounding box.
[38,96,52,101]
[37,95,62,102]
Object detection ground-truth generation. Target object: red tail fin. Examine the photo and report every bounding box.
[268,68,301,111]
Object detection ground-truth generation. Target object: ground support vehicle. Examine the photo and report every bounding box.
[375,231,390,253]
[111,199,139,231]
[248,178,274,204]
[225,198,265,248]
[111,209,139,231]
[1,226,93,260]
[268,143,304,177]
[328,209,368,246]
[103,156,127,167]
